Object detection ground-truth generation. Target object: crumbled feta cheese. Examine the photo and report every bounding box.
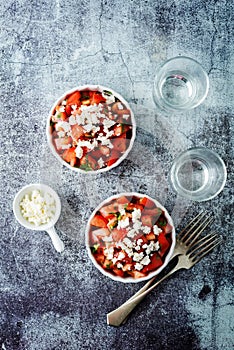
[142,226,151,234]
[20,190,56,226]
[118,251,125,260]
[98,157,105,168]
[103,119,116,129]
[69,115,77,125]
[57,131,65,138]
[59,106,65,112]
[75,146,83,159]
[56,121,70,133]
[137,238,143,246]
[104,247,114,260]
[117,102,124,110]
[140,256,151,266]
[127,229,136,238]
[133,220,142,232]
[117,217,129,229]
[133,252,144,262]
[135,262,143,271]
[119,208,126,216]
[117,262,123,269]
[61,144,71,150]
[122,114,130,120]
[132,208,142,222]
[102,235,113,242]
[153,225,162,235]
[123,237,134,248]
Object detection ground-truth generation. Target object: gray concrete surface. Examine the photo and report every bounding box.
[0,0,233,349]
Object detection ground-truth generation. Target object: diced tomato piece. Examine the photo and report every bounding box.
[116,196,129,205]
[111,102,130,116]
[90,92,106,105]
[95,252,105,265]
[145,232,156,240]
[106,150,120,167]
[112,228,128,242]
[158,233,170,257]
[62,146,76,160]
[122,263,132,272]
[130,271,146,279]
[81,99,90,105]
[125,203,143,212]
[91,149,103,160]
[62,147,76,163]
[163,223,173,234]
[67,91,81,105]
[91,214,108,228]
[142,253,163,273]
[99,145,110,157]
[54,136,72,151]
[90,228,110,244]
[117,108,131,116]
[71,124,84,141]
[113,124,123,136]
[55,111,68,121]
[65,105,72,116]
[112,136,128,153]
[103,259,113,269]
[141,215,153,227]
[100,203,119,218]
[142,208,162,217]
[87,155,98,170]
[112,266,125,277]
[70,157,77,167]
[139,197,156,209]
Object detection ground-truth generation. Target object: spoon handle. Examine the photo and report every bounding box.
[46,226,64,253]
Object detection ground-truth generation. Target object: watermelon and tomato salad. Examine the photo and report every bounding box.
[87,194,174,280]
[48,87,134,172]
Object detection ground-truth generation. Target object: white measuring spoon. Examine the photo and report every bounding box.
[13,184,64,253]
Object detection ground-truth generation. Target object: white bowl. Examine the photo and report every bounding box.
[13,184,64,252]
[86,192,176,283]
[46,85,136,174]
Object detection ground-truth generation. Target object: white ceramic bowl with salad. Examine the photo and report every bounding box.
[47,85,136,174]
[13,184,64,253]
[86,193,176,283]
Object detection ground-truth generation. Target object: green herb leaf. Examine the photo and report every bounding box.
[103,90,112,96]
[91,244,99,253]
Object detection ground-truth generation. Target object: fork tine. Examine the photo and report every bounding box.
[186,216,214,246]
[188,232,218,254]
[177,211,205,240]
[189,235,222,264]
[177,211,214,247]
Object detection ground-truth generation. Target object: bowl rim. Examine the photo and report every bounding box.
[85,192,176,283]
[46,84,136,174]
[13,183,61,231]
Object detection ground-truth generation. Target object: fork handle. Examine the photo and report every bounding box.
[107,265,179,327]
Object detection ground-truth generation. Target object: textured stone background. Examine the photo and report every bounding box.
[0,0,233,349]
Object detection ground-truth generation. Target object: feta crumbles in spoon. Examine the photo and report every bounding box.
[20,190,56,226]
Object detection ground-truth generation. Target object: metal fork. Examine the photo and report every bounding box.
[107,213,221,327]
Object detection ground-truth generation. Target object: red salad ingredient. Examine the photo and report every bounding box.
[88,195,173,279]
[49,89,134,171]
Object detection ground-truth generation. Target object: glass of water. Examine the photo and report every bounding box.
[169,147,227,201]
[153,56,209,111]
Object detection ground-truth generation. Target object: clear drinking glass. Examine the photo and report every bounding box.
[169,147,227,201]
[153,56,209,111]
